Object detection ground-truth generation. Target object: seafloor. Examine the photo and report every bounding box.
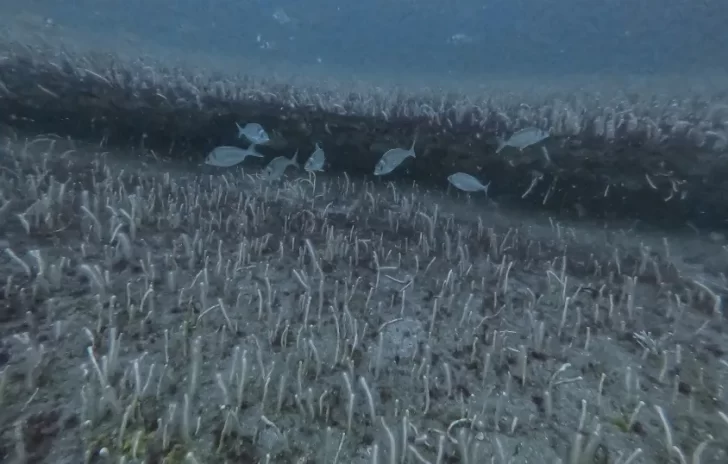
[0,132,727,464]
[1,11,728,464]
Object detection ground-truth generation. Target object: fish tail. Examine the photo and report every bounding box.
[249,143,264,156]
[292,149,300,167]
[410,130,418,154]
[484,182,491,196]
[495,138,505,154]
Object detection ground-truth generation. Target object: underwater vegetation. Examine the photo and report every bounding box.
[1,33,728,229]
[0,19,727,464]
[0,129,726,464]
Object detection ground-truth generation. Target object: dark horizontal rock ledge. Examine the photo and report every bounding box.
[1,52,727,232]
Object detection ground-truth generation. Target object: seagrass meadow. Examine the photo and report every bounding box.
[1,23,728,464]
[2,29,728,230]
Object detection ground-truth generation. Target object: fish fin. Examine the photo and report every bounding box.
[292,149,300,167]
[235,122,244,136]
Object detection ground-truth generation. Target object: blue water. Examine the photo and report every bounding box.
[5,0,728,77]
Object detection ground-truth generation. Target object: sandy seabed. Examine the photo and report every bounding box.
[0,133,726,464]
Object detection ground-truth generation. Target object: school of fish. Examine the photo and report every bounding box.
[205,122,550,195]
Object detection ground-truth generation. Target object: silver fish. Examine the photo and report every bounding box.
[373,134,417,176]
[496,127,549,153]
[236,122,270,145]
[261,150,300,181]
[273,8,292,25]
[448,172,490,193]
[205,145,263,167]
[448,33,474,45]
[304,143,325,172]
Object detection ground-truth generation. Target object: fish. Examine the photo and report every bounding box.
[273,8,292,25]
[448,33,474,45]
[236,122,270,145]
[205,145,264,167]
[496,127,549,153]
[261,150,300,181]
[304,143,326,172]
[448,172,490,193]
[373,134,417,176]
